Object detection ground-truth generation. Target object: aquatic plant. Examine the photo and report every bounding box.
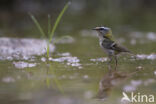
[30,2,71,57]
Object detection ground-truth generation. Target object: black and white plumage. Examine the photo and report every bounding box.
[93,26,131,70]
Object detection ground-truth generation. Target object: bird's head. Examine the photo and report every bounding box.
[92,26,113,40]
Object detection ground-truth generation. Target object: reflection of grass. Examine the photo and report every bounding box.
[30,2,71,57]
[46,77,50,88]
[46,68,50,88]
[50,64,64,93]
[45,64,64,93]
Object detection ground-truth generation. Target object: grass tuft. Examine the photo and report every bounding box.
[30,2,71,57]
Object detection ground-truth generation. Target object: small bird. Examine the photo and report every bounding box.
[92,26,131,70]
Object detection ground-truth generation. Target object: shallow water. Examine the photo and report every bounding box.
[0,31,156,104]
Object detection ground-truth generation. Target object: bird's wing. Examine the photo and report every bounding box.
[102,39,130,53]
[110,42,130,53]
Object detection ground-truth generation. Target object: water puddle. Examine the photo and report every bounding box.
[0,37,55,60]
[96,70,142,100]
[96,71,129,100]
[2,76,15,83]
[90,57,108,62]
[136,54,156,60]
[48,52,82,68]
[13,61,37,69]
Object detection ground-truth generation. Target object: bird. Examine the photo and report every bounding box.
[92,26,131,70]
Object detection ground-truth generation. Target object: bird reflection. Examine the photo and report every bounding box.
[96,70,138,100]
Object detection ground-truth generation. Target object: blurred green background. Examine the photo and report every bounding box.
[0,0,156,37]
[0,0,156,104]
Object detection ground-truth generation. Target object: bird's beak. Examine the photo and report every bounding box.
[92,27,100,30]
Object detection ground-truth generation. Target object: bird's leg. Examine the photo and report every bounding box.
[108,55,113,71]
[114,56,118,70]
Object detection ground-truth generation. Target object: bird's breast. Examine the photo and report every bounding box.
[99,40,115,55]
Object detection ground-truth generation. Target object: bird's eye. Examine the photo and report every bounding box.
[99,28,104,30]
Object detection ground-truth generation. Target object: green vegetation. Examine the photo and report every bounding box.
[30,2,71,57]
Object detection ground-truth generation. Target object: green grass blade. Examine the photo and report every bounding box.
[30,14,46,38]
[47,15,51,57]
[49,2,71,42]
[47,42,50,57]
[48,14,51,36]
